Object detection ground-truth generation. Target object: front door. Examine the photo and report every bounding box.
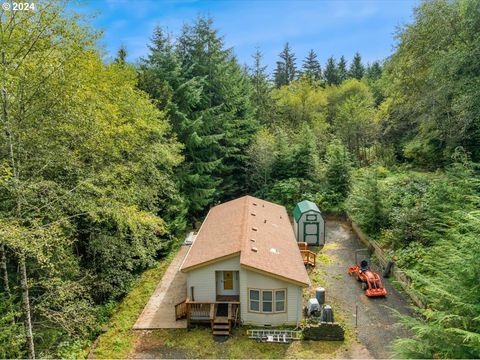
[223,271,233,290]
[216,271,239,297]
[304,222,319,245]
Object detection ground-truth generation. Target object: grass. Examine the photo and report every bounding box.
[135,327,345,359]
[89,246,180,359]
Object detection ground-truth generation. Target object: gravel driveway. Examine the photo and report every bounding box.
[318,219,413,359]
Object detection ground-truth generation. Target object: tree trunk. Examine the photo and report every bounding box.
[19,255,35,359]
[0,244,10,296]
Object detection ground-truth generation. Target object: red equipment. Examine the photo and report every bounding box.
[348,260,387,297]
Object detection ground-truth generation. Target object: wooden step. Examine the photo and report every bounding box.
[214,316,229,324]
[213,324,230,330]
[212,330,230,336]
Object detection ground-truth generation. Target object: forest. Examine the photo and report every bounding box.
[0,0,479,358]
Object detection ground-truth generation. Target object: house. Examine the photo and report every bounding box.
[178,196,310,334]
[293,200,325,246]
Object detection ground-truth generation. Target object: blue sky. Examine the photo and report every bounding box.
[72,0,419,73]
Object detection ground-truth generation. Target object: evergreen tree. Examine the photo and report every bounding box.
[250,47,273,124]
[176,17,258,203]
[323,140,352,205]
[349,52,365,79]
[366,61,382,81]
[337,55,348,83]
[302,49,322,82]
[324,56,339,85]
[138,26,206,217]
[274,42,297,87]
[293,123,320,181]
[271,129,295,180]
[114,44,127,65]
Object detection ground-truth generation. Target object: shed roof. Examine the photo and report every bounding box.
[293,200,321,222]
[180,196,310,286]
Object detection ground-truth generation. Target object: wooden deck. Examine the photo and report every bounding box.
[298,242,316,267]
[175,300,240,336]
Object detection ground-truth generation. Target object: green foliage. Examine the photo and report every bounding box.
[0,295,25,358]
[274,42,297,87]
[322,140,352,207]
[141,18,258,215]
[302,49,323,82]
[347,161,480,358]
[323,57,339,86]
[381,0,480,165]
[0,3,184,357]
[266,178,316,211]
[337,56,348,83]
[348,52,365,80]
[346,167,386,234]
[250,48,275,125]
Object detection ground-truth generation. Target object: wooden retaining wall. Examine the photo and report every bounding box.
[325,213,426,309]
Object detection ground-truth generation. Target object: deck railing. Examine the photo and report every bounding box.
[179,300,241,328]
[300,249,316,267]
[175,300,187,320]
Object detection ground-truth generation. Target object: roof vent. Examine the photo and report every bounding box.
[251,212,256,216]
[251,246,258,252]
[250,238,255,242]
[269,248,279,254]
[253,202,257,206]
[264,219,267,223]
[252,227,258,231]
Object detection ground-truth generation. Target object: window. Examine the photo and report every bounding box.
[249,289,260,312]
[249,289,287,313]
[306,214,317,221]
[262,290,273,312]
[275,290,286,312]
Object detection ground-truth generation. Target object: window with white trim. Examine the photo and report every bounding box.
[249,289,287,313]
[249,289,260,312]
[275,290,286,312]
[262,290,273,312]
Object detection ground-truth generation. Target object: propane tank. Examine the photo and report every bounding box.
[321,304,334,323]
[315,287,325,305]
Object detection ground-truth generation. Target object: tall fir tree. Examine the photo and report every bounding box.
[349,52,365,80]
[366,61,382,81]
[274,42,297,87]
[302,49,322,82]
[250,47,273,124]
[176,17,258,204]
[337,55,348,83]
[138,26,207,218]
[324,56,339,85]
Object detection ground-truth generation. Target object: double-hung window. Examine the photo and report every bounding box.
[249,289,260,312]
[275,290,286,312]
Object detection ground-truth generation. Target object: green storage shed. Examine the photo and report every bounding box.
[293,200,325,246]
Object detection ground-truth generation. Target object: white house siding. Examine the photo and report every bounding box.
[239,268,303,326]
[185,256,240,302]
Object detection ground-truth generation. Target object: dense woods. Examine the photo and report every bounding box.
[0,0,479,358]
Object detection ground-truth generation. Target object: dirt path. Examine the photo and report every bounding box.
[318,220,413,359]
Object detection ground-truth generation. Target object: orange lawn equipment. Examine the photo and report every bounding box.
[348,260,387,297]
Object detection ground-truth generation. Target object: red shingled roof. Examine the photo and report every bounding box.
[180,196,310,286]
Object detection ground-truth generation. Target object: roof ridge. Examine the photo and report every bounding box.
[240,196,251,258]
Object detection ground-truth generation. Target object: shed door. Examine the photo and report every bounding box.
[303,222,319,244]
